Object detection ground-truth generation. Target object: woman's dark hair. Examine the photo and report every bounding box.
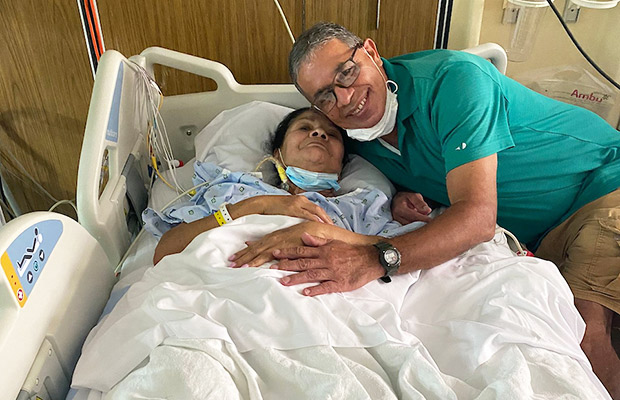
[268,107,349,166]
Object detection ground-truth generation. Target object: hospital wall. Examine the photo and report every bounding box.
[449,0,620,128]
[0,0,439,216]
[0,1,93,218]
[97,1,439,94]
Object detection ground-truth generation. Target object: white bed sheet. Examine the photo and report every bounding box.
[70,213,610,399]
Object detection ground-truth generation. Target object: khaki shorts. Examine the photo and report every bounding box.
[536,189,620,315]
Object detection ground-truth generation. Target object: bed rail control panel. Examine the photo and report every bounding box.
[1,220,62,308]
[0,212,116,400]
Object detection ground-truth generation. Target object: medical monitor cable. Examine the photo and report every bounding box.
[546,0,620,91]
[127,60,188,195]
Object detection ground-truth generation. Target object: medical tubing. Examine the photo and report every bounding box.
[0,165,17,218]
[545,0,620,91]
[273,0,296,43]
[0,132,59,204]
[48,199,78,214]
[255,156,289,186]
[0,197,15,219]
[496,226,528,256]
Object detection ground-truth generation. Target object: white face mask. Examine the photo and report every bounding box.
[346,80,399,142]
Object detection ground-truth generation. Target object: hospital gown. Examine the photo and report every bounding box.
[143,161,419,239]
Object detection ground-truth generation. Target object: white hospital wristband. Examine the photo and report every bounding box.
[219,203,233,224]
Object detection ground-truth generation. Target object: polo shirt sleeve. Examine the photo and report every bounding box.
[430,61,514,173]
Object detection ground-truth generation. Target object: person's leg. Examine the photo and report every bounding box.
[536,189,620,398]
[575,299,620,398]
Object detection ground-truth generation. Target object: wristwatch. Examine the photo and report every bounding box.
[373,241,401,283]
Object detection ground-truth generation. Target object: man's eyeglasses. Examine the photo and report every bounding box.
[312,43,363,114]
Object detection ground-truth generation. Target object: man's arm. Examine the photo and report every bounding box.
[389,154,497,271]
[272,154,498,296]
[153,195,333,264]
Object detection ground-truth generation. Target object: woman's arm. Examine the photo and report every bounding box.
[153,195,332,264]
[229,221,380,268]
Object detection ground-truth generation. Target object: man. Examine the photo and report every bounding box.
[251,22,620,394]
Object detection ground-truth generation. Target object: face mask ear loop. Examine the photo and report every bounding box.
[363,47,390,84]
[387,80,398,94]
[361,47,398,96]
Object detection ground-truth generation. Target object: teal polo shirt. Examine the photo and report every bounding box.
[349,50,620,249]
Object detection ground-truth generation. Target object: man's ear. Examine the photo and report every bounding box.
[363,38,383,67]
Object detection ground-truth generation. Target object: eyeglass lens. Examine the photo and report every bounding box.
[314,45,362,112]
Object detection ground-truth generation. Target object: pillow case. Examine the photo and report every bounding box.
[194,101,396,197]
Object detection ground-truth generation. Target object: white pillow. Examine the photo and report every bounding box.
[194,101,396,197]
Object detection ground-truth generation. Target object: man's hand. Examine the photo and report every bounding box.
[391,192,432,224]
[271,233,385,296]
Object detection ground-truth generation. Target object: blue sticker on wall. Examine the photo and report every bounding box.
[1,219,63,307]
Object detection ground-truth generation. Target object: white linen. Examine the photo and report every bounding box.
[73,215,420,392]
[71,216,610,399]
[86,341,607,399]
[193,101,397,196]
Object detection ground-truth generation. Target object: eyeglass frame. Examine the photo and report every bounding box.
[307,42,364,114]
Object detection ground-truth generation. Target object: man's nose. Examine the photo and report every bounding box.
[310,130,328,140]
[333,85,355,107]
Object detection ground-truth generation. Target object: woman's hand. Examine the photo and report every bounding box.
[240,195,333,224]
[229,221,326,268]
[229,221,373,268]
[391,192,432,224]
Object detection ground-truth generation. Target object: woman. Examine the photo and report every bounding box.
[148,107,417,265]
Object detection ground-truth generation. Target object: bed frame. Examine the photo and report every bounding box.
[0,212,115,399]
[76,44,507,266]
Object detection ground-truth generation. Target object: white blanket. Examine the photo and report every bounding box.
[71,215,610,399]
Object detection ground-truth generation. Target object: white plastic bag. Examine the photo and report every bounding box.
[516,65,618,125]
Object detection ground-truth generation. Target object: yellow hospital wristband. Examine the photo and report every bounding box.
[213,210,226,226]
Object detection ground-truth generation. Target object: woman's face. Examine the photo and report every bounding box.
[278,110,345,175]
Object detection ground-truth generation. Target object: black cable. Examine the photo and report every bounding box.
[546,0,620,91]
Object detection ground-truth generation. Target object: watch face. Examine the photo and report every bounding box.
[384,249,399,265]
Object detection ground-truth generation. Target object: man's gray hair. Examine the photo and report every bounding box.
[289,22,362,85]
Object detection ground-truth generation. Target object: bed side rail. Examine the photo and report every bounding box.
[77,50,152,264]
[0,212,115,400]
[133,47,308,162]
[462,42,508,75]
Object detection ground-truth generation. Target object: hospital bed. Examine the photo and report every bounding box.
[1,44,613,399]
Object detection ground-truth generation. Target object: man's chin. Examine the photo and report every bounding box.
[341,116,382,131]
